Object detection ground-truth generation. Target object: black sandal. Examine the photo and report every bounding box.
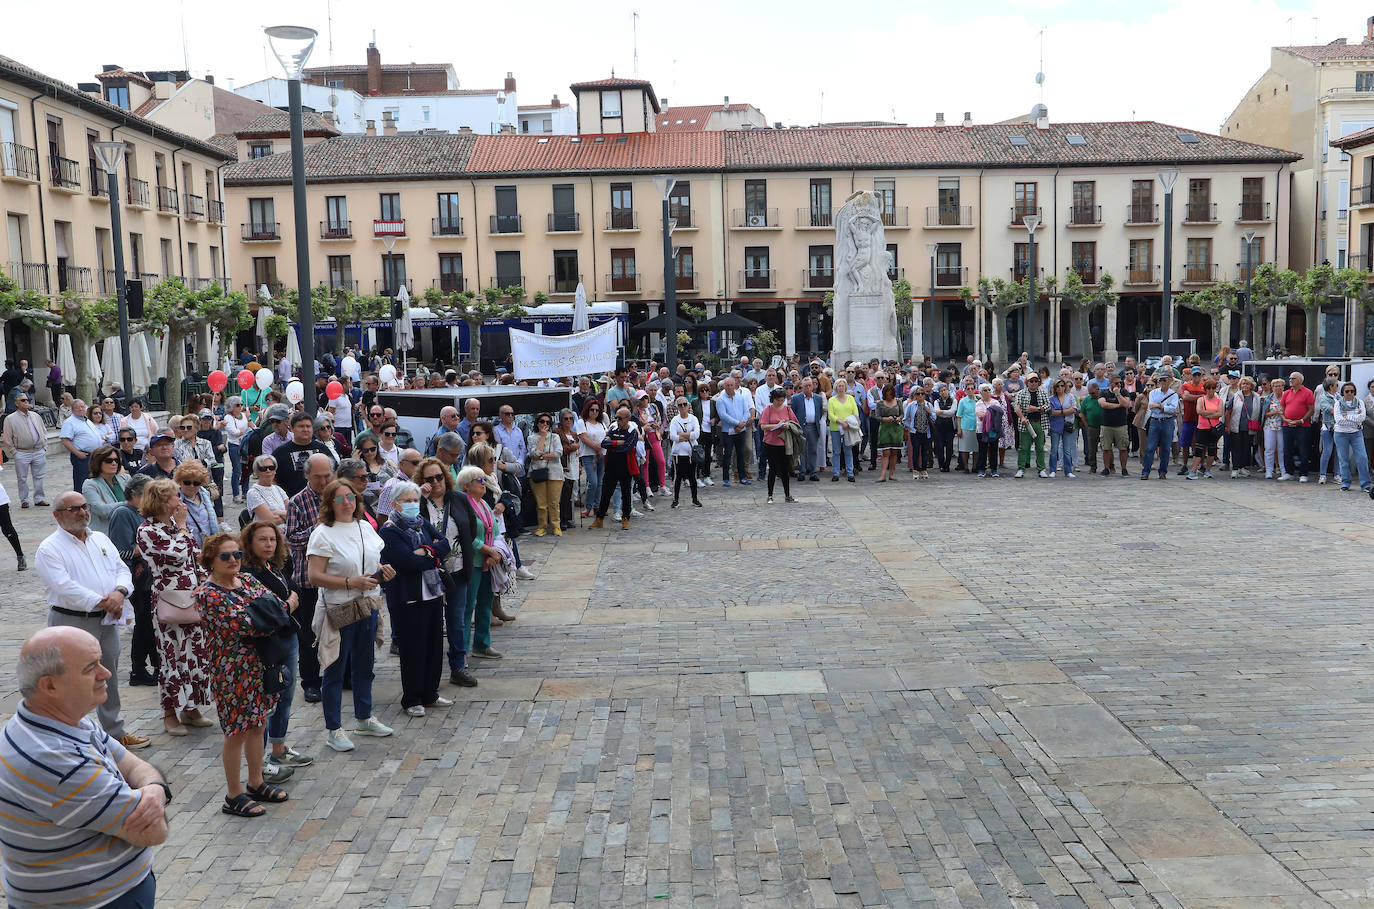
[246,782,289,803]
[222,793,266,817]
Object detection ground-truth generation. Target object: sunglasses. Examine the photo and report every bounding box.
[100,456,119,465]
[333,493,357,503]
[258,465,276,472]
[180,479,199,487]
[536,419,551,425]
[402,458,421,465]
[215,550,245,563]
[358,446,377,453]
[119,436,135,442]
[57,503,91,513]
[421,474,445,484]
[382,431,396,437]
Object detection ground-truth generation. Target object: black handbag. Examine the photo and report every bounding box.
[528,465,550,483]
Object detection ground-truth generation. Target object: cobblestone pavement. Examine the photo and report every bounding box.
[1,455,1368,907]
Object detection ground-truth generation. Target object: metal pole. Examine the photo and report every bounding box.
[1161,188,1173,350]
[1028,242,1038,362]
[107,171,133,400]
[661,198,677,375]
[288,77,316,415]
[1243,241,1253,348]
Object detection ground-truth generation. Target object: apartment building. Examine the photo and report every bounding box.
[1331,126,1374,356]
[223,79,1297,364]
[1223,18,1374,272]
[1,54,235,389]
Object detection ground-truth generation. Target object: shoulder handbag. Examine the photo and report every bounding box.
[156,587,202,625]
[527,436,551,483]
[323,523,378,630]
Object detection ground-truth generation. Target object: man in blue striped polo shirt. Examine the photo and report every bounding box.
[0,626,169,908]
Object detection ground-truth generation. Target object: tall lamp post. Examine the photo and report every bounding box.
[381,233,397,359]
[265,25,319,414]
[1022,213,1041,362]
[1157,167,1180,352]
[92,141,132,400]
[653,175,678,374]
[925,242,936,363]
[1241,227,1257,350]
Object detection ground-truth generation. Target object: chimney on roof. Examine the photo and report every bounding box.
[934,112,945,126]
[205,74,214,85]
[1367,15,1374,41]
[366,43,382,95]
[383,113,397,136]
[962,112,972,128]
[499,123,516,134]
[660,97,667,108]
[458,126,473,134]
[365,119,377,136]
[773,121,782,129]
[504,72,516,93]
[102,64,119,73]
[724,95,730,106]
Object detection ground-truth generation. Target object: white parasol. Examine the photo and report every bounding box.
[88,344,102,390]
[572,282,589,332]
[395,285,414,351]
[99,339,122,394]
[128,332,153,394]
[286,324,302,368]
[56,334,75,383]
[255,285,272,352]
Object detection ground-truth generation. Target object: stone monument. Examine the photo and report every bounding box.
[831,190,900,367]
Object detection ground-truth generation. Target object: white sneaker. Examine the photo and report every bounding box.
[645,488,654,497]
[645,501,655,511]
[1317,475,1326,485]
[1048,470,1057,478]
[1265,472,1273,479]
[1065,472,1076,478]
[704,477,713,486]
[515,566,535,580]
[429,696,453,707]
[353,716,393,737]
[326,729,354,752]
[1015,469,1024,478]
[1231,470,1239,479]
[1277,474,1292,481]
[1037,470,1049,478]
[1298,476,1309,483]
[405,705,425,717]
[630,508,644,517]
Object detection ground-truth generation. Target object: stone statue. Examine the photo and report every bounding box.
[831,190,900,366]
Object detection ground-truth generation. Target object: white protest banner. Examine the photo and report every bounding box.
[510,319,618,380]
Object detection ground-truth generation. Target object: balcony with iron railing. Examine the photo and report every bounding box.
[935,265,968,291]
[1235,261,1264,282]
[926,205,971,228]
[1011,264,1046,282]
[1067,204,1102,227]
[488,275,524,290]
[183,194,205,220]
[432,217,465,237]
[156,185,179,213]
[1353,185,1374,209]
[674,271,698,291]
[320,220,352,240]
[1183,201,1218,223]
[6,261,49,292]
[739,268,776,290]
[207,199,224,223]
[0,142,39,182]
[245,281,284,298]
[126,177,150,208]
[1126,202,1160,225]
[1072,264,1104,284]
[325,279,359,295]
[57,265,93,295]
[1182,263,1219,285]
[1349,254,1374,276]
[136,273,159,287]
[100,269,119,295]
[1123,264,1161,285]
[669,208,695,229]
[606,210,638,231]
[49,154,81,191]
[1009,206,1042,228]
[432,275,468,294]
[489,213,522,235]
[606,272,641,293]
[546,211,580,233]
[373,219,405,237]
[374,278,415,296]
[797,208,833,229]
[803,267,834,290]
[731,208,780,229]
[880,206,910,229]
[89,163,109,200]
[242,222,280,241]
[1237,201,1272,223]
[548,274,582,295]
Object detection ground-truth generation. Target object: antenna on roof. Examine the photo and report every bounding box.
[1036,27,1046,104]
[180,0,191,74]
[819,90,824,124]
[1313,16,1318,42]
[327,0,334,64]
[1287,17,1293,44]
[632,11,640,77]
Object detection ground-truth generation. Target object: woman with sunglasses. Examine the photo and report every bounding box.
[116,429,144,474]
[554,410,580,530]
[354,433,397,500]
[174,414,216,471]
[1331,382,1373,492]
[527,412,565,536]
[82,444,127,535]
[376,422,402,470]
[246,455,289,525]
[174,460,224,546]
[88,406,116,447]
[576,400,608,519]
[416,456,478,687]
[194,531,290,817]
[137,478,212,736]
[668,396,702,508]
[224,397,251,504]
[307,479,396,753]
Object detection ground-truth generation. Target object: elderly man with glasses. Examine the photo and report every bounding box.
[2,389,49,507]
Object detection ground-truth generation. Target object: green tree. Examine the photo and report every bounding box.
[959,277,1028,367]
[1248,263,1300,354]
[747,329,779,362]
[1176,280,1241,356]
[421,285,527,373]
[145,277,210,416]
[198,284,253,369]
[0,277,135,403]
[271,285,388,360]
[1053,270,1118,361]
[892,277,914,359]
[1294,264,1374,357]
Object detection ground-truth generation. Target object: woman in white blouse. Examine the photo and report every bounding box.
[125,399,159,449]
[223,396,251,503]
[668,397,702,508]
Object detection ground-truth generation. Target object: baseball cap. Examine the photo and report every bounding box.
[198,409,214,419]
[1228,370,1241,378]
[1190,366,1203,374]
[149,432,174,446]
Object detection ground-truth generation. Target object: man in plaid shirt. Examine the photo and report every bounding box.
[1013,375,1051,478]
[286,453,334,703]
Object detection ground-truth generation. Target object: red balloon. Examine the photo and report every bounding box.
[237,369,255,390]
[325,380,344,401]
[207,370,228,393]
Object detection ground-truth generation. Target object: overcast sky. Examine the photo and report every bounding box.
[8,0,1370,136]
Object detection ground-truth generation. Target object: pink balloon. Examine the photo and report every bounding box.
[207,370,228,393]
[325,380,344,401]
[236,370,255,390]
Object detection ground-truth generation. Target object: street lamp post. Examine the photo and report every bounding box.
[381,234,397,360]
[653,175,678,374]
[925,242,936,364]
[265,25,319,413]
[92,141,132,400]
[1242,227,1257,350]
[1022,214,1041,362]
[1157,167,1180,351]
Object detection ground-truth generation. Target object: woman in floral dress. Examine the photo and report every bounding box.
[137,478,212,736]
[196,531,288,818]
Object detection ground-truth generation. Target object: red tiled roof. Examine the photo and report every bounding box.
[657,104,760,132]
[1331,124,1374,149]
[569,77,661,113]
[235,111,341,138]
[224,134,476,184]
[207,133,238,157]
[95,68,153,86]
[1276,42,1374,61]
[465,131,725,175]
[132,97,160,117]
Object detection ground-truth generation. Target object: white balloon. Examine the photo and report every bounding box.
[255,367,274,390]
[341,355,358,374]
[285,381,305,404]
[378,363,397,384]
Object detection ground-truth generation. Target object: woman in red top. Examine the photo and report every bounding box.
[1188,378,1224,479]
[759,387,798,504]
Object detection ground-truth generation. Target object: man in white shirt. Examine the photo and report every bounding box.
[1,390,48,507]
[34,491,149,750]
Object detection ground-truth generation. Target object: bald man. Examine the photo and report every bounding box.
[34,492,149,750]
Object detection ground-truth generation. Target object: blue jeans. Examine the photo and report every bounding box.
[100,871,155,909]
[321,609,377,730]
[1335,430,1371,489]
[829,429,854,477]
[720,430,747,481]
[1050,428,1076,473]
[266,632,298,744]
[444,573,470,672]
[1281,425,1311,478]
[754,424,766,474]
[466,570,493,651]
[1319,426,1335,478]
[580,454,603,512]
[1141,418,1175,476]
[228,441,243,496]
